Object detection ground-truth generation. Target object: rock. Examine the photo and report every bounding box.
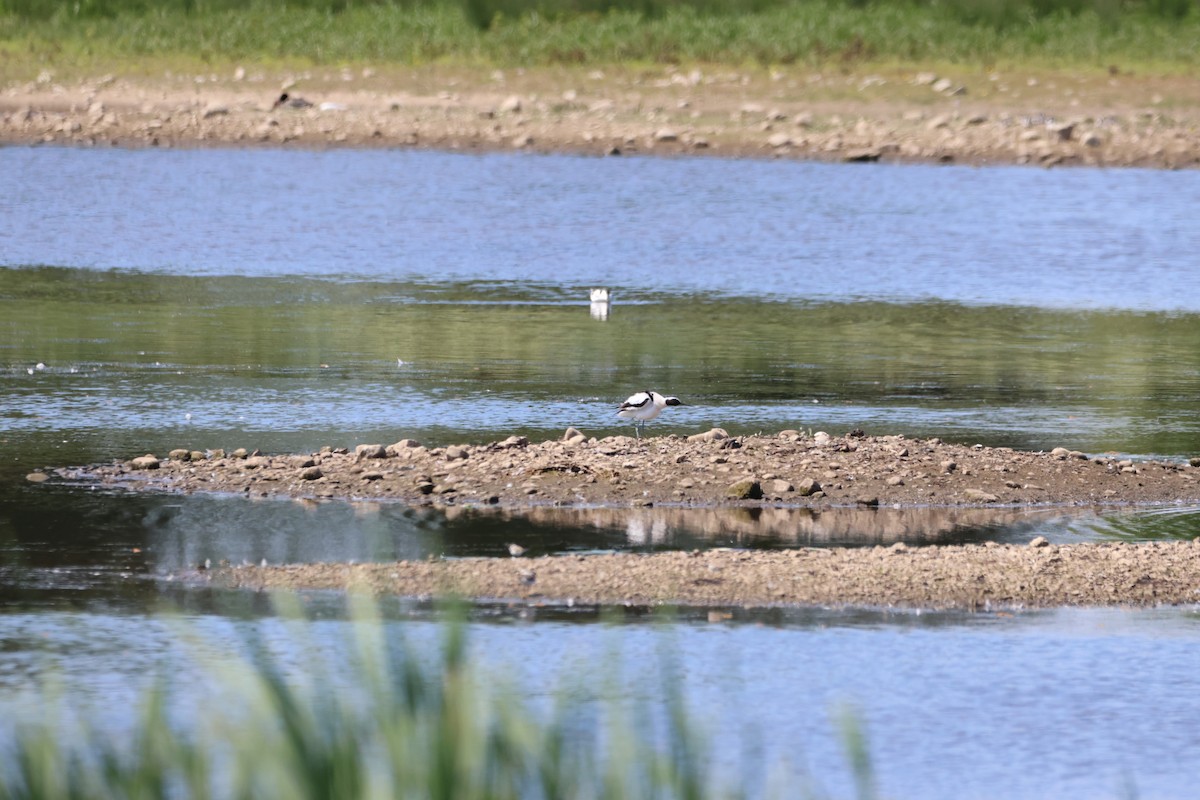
[1190,457,1200,468]
[769,479,794,494]
[767,132,791,148]
[231,448,249,459]
[169,448,190,461]
[243,456,270,469]
[688,428,729,443]
[563,426,588,444]
[857,496,879,507]
[813,431,832,446]
[496,435,529,450]
[965,488,999,502]
[885,475,905,486]
[1050,447,1072,459]
[931,78,953,93]
[202,103,229,119]
[386,439,422,456]
[189,451,206,462]
[796,477,822,497]
[25,472,49,483]
[445,446,469,460]
[914,72,938,86]
[726,479,763,500]
[654,128,679,142]
[415,481,435,495]
[299,466,323,480]
[499,95,522,114]
[1083,131,1103,147]
[130,455,160,470]
[1029,536,1050,548]
[941,460,958,473]
[844,147,881,162]
[355,444,387,461]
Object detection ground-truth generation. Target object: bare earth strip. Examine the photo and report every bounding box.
[4,64,1200,168]
[211,540,1200,610]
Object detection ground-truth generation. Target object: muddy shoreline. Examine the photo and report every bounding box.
[4,65,1199,168]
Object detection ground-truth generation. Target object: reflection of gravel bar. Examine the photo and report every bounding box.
[61,430,1200,509]
[214,540,1200,610]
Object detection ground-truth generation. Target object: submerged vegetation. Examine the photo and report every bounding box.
[0,600,875,799]
[0,0,1198,71]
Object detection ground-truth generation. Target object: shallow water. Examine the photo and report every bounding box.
[4,146,1200,796]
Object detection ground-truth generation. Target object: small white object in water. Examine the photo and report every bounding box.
[589,287,611,321]
[35,362,45,371]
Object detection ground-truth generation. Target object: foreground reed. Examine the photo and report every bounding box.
[0,599,875,800]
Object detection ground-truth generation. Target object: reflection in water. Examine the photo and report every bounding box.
[484,504,1107,549]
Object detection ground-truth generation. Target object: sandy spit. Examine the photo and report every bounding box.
[211,539,1200,610]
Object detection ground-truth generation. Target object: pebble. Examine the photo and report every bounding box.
[25,472,49,483]
[355,443,387,461]
[130,455,160,470]
[726,479,763,500]
[299,466,324,480]
[796,477,822,497]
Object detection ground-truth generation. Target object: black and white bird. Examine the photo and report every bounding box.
[273,92,313,109]
[616,390,685,438]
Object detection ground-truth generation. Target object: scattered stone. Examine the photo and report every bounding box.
[169,448,190,461]
[688,428,729,443]
[769,478,794,494]
[230,448,249,459]
[130,455,160,470]
[355,444,387,461]
[299,466,324,480]
[654,128,679,142]
[563,426,587,444]
[844,147,881,162]
[941,460,957,473]
[189,450,207,462]
[726,479,763,500]
[387,439,422,456]
[767,132,791,148]
[1050,447,1072,459]
[499,95,522,114]
[1029,536,1050,548]
[496,435,528,450]
[931,78,954,93]
[886,475,905,486]
[243,456,270,469]
[508,543,527,557]
[813,431,832,446]
[796,477,822,497]
[25,472,49,483]
[445,446,469,460]
[964,488,999,502]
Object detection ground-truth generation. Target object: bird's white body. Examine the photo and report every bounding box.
[616,390,684,437]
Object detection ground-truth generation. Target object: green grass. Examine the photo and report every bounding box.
[1,0,1199,74]
[0,598,878,800]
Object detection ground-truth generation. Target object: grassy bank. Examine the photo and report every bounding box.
[1,0,1199,78]
[0,601,874,799]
